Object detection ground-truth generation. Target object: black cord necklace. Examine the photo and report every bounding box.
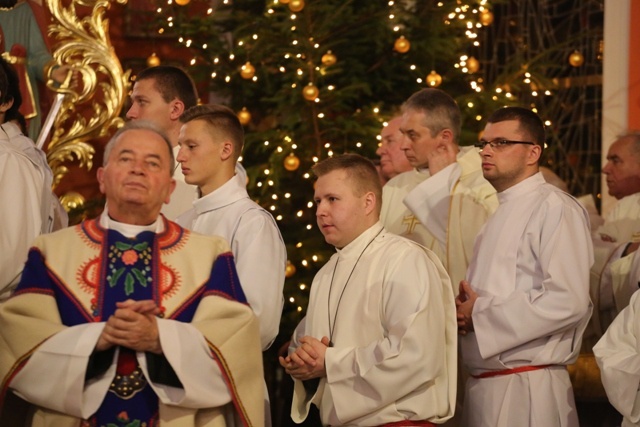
[327,228,383,347]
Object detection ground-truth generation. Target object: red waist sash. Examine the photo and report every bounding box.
[471,364,555,379]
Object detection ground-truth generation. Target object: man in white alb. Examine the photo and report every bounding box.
[175,103,285,352]
[456,107,593,427]
[174,105,286,425]
[594,288,640,427]
[381,88,497,290]
[280,154,456,426]
[586,132,640,341]
[0,56,67,301]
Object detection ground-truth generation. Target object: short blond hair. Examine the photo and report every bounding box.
[312,154,382,215]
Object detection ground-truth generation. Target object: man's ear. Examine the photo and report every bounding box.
[97,167,106,194]
[164,178,177,204]
[528,144,543,165]
[440,128,456,146]
[220,140,234,161]
[364,191,376,215]
[169,99,186,121]
[0,98,14,113]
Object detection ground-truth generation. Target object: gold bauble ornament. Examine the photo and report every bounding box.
[284,153,301,171]
[569,50,584,67]
[280,0,290,3]
[60,191,85,212]
[237,108,251,126]
[146,53,161,67]
[467,56,480,73]
[479,9,494,26]
[393,36,410,54]
[240,62,256,79]
[288,0,304,12]
[426,70,443,87]
[302,83,319,101]
[321,50,337,66]
[175,0,190,5]
[285,261,296,278]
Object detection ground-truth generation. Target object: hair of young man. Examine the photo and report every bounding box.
[401,88,461,142]
[312,154,382,215]
[486,106,546,148]
[135,65,198,109]
[103,120,174,174]
[180,104,245,162]
[0,56,26,130]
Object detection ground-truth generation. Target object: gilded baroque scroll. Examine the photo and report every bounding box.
[44,0,130,188]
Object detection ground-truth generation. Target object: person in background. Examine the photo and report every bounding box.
[585,132,640,345]
[381,88,498,290]
[281,153,456,426]
[0,55,67,301]
[126,65,199,220]
[0,0,73,139]
[456,106,593,427]
[594,288,640,427]
[0,120,265,426]
[376,116,412,185]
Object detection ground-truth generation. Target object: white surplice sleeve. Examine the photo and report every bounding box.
[140,319,231,407]
[10,319,230,418]
[594,290,640,425]
[323,247,453,422]
[232,210,286,350]
[404,162,460,249]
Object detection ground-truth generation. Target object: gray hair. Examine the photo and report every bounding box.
[401,88,461,142]
[103,120,174,173]
[618,131,640,155]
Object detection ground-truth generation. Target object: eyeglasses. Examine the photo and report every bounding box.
[474,139,536,150]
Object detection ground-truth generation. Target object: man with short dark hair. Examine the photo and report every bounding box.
[456,107,593,427]
[175,104,285,425]
[175,104,285,352]
[0,120,265,427]
[127,65,199,219]
[281,153,456,426]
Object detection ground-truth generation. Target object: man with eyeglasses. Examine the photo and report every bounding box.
[456,106,593,427]
[381,88,498,293]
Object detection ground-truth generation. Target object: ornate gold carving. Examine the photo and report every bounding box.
[44,0,130,188]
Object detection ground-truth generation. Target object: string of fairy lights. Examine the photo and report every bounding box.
[149,0,592,314]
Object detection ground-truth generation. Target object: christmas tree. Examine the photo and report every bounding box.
[153,0,508,342]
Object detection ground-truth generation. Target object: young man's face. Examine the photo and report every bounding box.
[126,78,174,135]
[176,119,228,197]
[314,169,371,249]
[602,136,640,199]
